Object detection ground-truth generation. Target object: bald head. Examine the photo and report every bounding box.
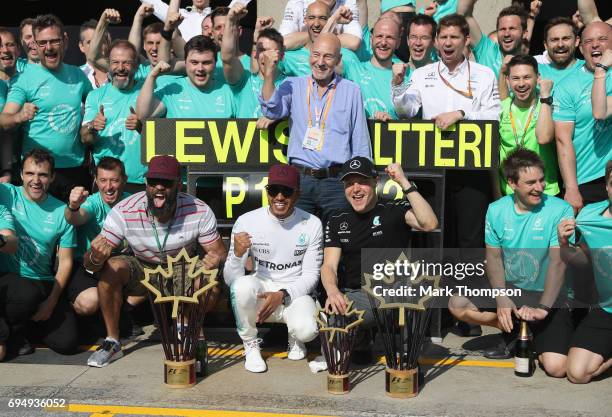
[310,33,341,85]
[379,10,402,27]
[306,1,331,17]
[580,21,611,70]
[314,32,341,54]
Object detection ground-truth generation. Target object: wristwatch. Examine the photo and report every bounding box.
[402,181,418,195]
[595,63,609,71]
[539,96,553,106]
[0,234,6,249]
[280,289,291,306]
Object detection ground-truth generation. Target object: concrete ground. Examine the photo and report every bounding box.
[0,325,610,417]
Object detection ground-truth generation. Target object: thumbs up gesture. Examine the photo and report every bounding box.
[125,106,141,131]
[92,105,106,131]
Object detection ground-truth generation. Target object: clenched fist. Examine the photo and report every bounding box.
[103,9,121,25]
[68,186,89,210]
[232,232,252,257]
[537,78,553,98]
[261,50,280,78]
[392,63,407,86]
[17,103,38,123]
[150,61,171,78]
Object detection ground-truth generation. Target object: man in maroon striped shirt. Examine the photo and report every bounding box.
[84,155,227,367]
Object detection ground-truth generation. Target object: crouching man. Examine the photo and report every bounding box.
[224,164,323,373]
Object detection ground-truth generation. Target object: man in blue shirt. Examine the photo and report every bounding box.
[260,32,371,223]
[449,149,574,373]
[558,160,612,383]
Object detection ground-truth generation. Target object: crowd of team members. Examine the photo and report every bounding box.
[0,0,610,386]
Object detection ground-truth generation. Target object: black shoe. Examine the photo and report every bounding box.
[9,334,34,356]
[456,321,482,337]
[351,349,374,365]
[483,332,516,360]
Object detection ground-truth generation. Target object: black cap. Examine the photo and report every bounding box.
[339,156,378,180]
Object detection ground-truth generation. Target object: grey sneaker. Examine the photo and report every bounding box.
[87,338,123,367]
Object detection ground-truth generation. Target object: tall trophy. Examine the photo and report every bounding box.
[141,248,218,388]
[363,251,440,398]
[316,297,364,394]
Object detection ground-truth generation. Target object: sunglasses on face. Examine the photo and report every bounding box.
[266,184,295,198]
[147,178,176,188]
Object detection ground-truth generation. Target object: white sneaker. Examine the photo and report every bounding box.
[287,336,307,361]
[243,339,266,373]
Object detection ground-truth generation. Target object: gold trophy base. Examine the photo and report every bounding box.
[164,359,196,388]
[385,367,418,398]
[327,373,349,394]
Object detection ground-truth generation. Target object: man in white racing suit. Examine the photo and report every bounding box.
[224,164,323,373]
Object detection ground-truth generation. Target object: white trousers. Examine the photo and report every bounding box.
[229,275,318,343]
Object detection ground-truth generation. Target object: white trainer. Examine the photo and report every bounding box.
[243,338,266,373]
[287,336,307,361]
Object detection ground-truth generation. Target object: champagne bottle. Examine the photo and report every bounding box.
[195,336,208,378]
[514,319,533,377]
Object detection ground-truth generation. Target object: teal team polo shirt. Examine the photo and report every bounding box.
[485,194,574,292]
[576,200,612,313]
[0,184,75,280]
[552,67,612,185]
[7,63,93,168]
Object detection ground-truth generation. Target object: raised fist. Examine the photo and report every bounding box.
[166,11,184,30]
[538,78,553,97]
[228,3,248,23]
[255,16,274,33]
[261,50,280,78]
[103,9,121,25]
[232,232,252,258]
[68,186,89,210]
[335,6,353,25]
[151,61,171,78]
[392,63,407,86]
[139,2,155,18]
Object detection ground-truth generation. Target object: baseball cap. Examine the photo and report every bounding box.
[268,164,300,190]
[339,156,378,180]
[146,155,181,180]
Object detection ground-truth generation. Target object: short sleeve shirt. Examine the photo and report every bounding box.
[102,191,220,264]
[552,67,612,185]
[576,200,612,313]
[325,200,412,289]
[154,75,236,118]
[0,184,76,280]
[485,194,574,292]
[83,81,147,184]
[7,63,93,168]
[74,191,131,261]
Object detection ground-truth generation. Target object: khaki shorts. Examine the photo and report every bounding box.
[114,255,208,297]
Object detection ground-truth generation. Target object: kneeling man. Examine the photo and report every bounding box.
[224,164,323,373]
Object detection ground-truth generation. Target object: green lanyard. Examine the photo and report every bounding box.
[149,212,174,257]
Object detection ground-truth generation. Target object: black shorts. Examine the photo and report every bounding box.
[66,265,98,304]
[570,308,612,360]
[530,307,574,355]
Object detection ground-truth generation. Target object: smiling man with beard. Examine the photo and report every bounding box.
[84,155,226,367]
[224,164,322,373]
[81,40,148,193]
[553,21,612,215]
[0,15,93,203]
[322,157,437,364]
[136,35,236,120]
[458,1,528,79]
[538,17,584,87]
[342,16,401,121]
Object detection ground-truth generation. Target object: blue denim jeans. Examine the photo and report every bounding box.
[296,174,350,225]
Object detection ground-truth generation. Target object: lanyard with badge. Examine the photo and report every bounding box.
[148,210,174,260]
[508,97,536,146]
[303,78,336,151]
[437,60,473,99]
